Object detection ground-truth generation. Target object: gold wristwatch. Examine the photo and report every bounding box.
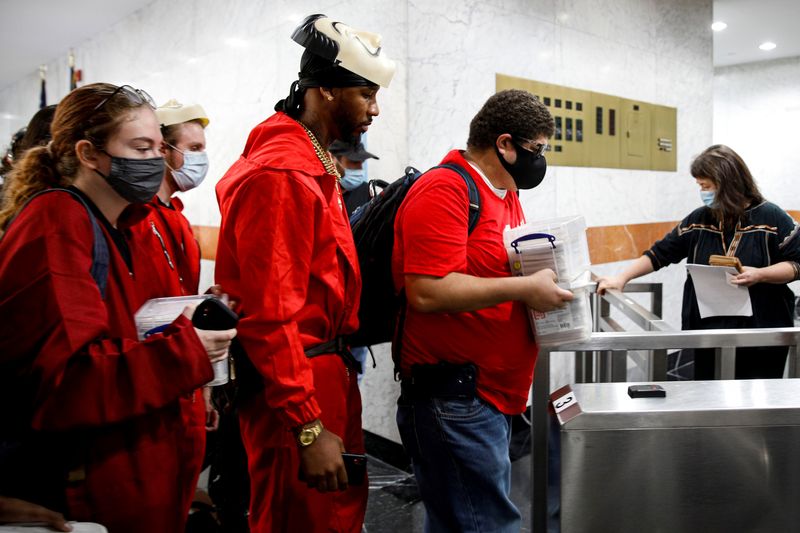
[297,419,324,447]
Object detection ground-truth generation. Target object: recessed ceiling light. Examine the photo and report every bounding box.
[759,41,777,51]
[711,21,727,32]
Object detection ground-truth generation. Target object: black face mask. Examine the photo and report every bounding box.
[495,141,547,190]
[94,152,165,204]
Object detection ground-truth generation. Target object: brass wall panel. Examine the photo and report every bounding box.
[651,104,678,171]
[496,74,676,171]
[587,93,621,169]
[619,100,652,169]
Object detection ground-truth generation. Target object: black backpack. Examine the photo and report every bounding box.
[347,163,481,347]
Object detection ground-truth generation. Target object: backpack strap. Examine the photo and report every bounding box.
[434,163,481,234]
[4,188,110,298]
[392,162,483,380]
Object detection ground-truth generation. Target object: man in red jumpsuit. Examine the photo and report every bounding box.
[137,98,209,297]
[128,99,214,521]
[215,14,395,533]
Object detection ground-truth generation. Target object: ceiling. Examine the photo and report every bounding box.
[0,0,156,90]
[0,0,798,90]
[713,0,800,67]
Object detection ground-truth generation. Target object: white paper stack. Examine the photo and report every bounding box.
[134,295,211,341]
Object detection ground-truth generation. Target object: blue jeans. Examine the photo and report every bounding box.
[351,346,369,384]
[397,395,521,533]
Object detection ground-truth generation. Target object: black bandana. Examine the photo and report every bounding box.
[275,50,374,116]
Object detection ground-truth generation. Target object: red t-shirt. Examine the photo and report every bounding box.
[392,150,537,414]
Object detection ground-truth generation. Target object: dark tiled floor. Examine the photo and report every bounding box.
[363,456,425,533]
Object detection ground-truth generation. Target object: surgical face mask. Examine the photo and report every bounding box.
[94,151,165,203]
[495,141,547,190]
[339,168,367,191]
[700,190,715,207]
[168,145,209,192]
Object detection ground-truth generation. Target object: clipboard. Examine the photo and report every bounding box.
[709,254,742,273]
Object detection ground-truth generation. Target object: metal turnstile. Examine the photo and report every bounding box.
[555,379,800,533]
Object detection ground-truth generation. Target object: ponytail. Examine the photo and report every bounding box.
[0,83,149,234]
[274,80,305,118]
[0,146,69,233]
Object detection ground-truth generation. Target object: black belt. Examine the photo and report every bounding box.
[305,337,362,374]
[400,363,477,400]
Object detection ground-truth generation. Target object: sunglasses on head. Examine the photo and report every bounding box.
[92,84,156,113]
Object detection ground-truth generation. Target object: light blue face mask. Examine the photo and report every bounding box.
[167,144,209,192]
[700,190,715,207]
[339,168,368,191]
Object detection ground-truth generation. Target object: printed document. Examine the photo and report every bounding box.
[686,264,752,318]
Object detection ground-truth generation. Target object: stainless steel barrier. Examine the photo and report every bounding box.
[558,379,800,532]
[580,282,671,383]
[530,327,800,532]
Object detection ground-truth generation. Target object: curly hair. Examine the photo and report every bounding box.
[690,144,764,229]
[467,89,554,149]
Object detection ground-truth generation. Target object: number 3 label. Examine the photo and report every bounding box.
[552,391,575,414]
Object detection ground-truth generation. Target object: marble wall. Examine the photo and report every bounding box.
[711,56,800,348]
[0,0,409,229]
[713,56,800,213]
[0,0,714,443]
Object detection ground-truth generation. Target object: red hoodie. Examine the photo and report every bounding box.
[215,111,361,434]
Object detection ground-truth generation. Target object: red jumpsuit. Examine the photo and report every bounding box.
[215,112,366,532]
[131,195,207,513]
[135,196,202,296]
[0,191,213,533]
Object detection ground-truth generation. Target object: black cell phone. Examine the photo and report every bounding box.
[628,384,666,398]
[298,453,367,486]
[192,297,239,330]
[342,453,367,486]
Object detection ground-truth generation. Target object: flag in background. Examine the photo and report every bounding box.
[68,50,81,91]
[39,65,47,109]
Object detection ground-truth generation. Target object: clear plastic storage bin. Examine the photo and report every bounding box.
[504,216,592,346]
[505,215,590,281]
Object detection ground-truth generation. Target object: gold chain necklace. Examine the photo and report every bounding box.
[298,121,341,178]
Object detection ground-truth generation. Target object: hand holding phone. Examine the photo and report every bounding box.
[298,452,367,487]
[192,298,238,385]
[192,297,239,330]
[341,453,367,486]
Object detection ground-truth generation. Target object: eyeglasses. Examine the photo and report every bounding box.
[514,137,548,157]
[92,84,156,113]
